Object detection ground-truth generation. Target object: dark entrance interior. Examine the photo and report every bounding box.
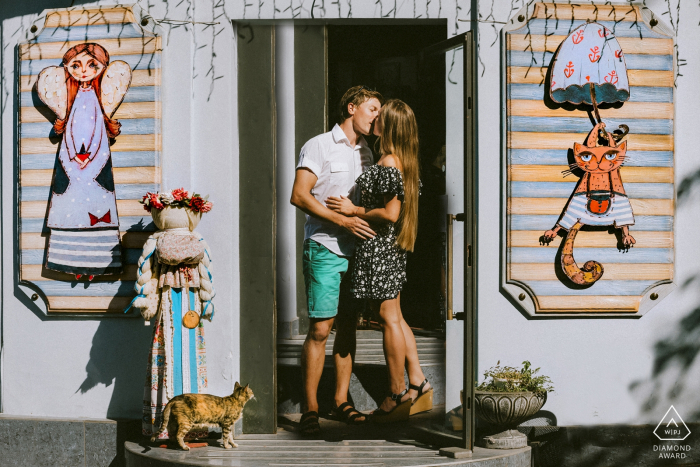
[327,24,448,333]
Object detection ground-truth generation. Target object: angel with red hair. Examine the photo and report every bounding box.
[37,43,132,279]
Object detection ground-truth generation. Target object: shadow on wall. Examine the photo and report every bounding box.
[77,319,152,419]
[628,168,700,423]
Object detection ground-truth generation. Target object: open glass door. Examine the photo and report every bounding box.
[422,31,477,452]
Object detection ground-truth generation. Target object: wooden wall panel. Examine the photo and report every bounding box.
[503,3,675,316]
[18,6,161,313]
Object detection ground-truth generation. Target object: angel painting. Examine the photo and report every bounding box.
[37,43,132,280]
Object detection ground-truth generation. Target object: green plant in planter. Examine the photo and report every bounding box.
[476,361,554,396]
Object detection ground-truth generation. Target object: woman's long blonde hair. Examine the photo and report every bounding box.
[378,99,420,252]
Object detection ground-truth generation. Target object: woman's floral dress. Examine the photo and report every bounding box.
[351,165,408,300]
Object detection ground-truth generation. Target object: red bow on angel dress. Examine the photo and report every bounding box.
[89,210,111,226]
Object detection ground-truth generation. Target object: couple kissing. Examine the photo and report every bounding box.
[290,85,432,436]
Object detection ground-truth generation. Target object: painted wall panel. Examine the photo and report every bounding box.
[502,3,676,316]
[17,6,161,313]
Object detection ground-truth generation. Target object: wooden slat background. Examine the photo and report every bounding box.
[506,3,674,313]
[18,7,160,313]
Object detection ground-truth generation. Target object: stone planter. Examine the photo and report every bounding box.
[474,390,547,449]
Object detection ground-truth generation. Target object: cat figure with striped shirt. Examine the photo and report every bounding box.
[543,122,635,285]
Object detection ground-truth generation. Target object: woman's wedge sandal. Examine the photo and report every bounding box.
[370,389,412,424]
[331,402,367,425]
[409,379,434,415]
[299,411,322,437]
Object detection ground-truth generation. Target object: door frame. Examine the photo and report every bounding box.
[236,22,478,446]
[423,31,478,451]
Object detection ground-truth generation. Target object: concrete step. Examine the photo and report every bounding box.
[277,330,446,366]
[277,330,447,414]
[124,423,532,466]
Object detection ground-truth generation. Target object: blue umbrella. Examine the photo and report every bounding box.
[550,22,629,125]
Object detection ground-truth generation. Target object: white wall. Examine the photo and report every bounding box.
[0,0,240,418]
[2,0,699,426]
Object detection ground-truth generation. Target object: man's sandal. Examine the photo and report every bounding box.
[370,389,412,424]
[331,402,367,425]
[299,411,322,437]
[409,379,434,415]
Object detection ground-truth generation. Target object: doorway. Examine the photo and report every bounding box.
[327,24,448,333]
[238,21,477,448]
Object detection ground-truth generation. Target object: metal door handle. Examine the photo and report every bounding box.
[446,213,465,320]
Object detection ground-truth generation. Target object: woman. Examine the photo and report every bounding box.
[326,99,432,422]
[41,43,127,279]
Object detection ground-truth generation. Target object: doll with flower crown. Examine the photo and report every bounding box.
[128,188,215,439]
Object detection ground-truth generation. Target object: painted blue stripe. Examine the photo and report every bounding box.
[51,232,119,242]
[510,247,672,263]
[21,152,158,170]
[509,149,674,167]
[508,84,673,103]
[21,217,156,233]
[21,183,158,201]
[511,214,673,231]
[508,50,673,71]
[23,248,140,265]
[189,291,198,394]
[172,289,183,397]
[509,19,670,40]
[21,53,160,76]
[122,86,158,103]
[33,24,148,43]
[49,242,120,252]
[32,280,136,297]
[528,280,661,296]
[510,182,674,199]
[509,116,672,135]
[21,119,157,138]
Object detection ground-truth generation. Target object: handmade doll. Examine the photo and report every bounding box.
[129,189,215,439]
[37,43,132,279]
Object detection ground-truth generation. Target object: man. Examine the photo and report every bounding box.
[290,86,383,435]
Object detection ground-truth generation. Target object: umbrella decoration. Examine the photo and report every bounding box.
[542,22,636,286]
[550,22,629,125]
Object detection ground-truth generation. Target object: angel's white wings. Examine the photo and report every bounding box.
[100,60,132,118]
[37,66,68,120]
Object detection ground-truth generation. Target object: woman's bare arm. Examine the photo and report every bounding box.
[326,194,401,224]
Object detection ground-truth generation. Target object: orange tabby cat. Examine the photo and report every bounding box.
[543,122,635,285]
[151,382,255,450]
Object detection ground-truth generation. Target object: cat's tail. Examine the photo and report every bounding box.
[150,400,172,442]
[561,221,604,285]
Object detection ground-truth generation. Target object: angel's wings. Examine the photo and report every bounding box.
[100,60,132,118]
[37,66,67,120]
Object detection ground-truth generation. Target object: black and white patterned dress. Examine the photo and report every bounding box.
[351,165,407,300]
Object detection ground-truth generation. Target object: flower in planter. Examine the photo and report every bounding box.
[477,360,554,396]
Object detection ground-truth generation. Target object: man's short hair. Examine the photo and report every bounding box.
[339,86,384,122]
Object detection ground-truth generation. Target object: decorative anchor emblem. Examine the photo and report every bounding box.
[564,61,575,78]
[589,46,601,62]
[604,70,619,85]
[572,30,584,44]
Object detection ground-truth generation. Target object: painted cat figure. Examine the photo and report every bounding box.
[151,382,255,450]
[543,123,636,285]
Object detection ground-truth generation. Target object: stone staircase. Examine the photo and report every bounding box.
[124,428,532,466]
[277,330,446,413]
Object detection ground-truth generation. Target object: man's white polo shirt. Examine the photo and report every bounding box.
[296,124,373,257]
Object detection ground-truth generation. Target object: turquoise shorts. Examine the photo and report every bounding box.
[302,239,349,319]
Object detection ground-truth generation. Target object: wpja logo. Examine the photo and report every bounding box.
[653,406,692,460]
